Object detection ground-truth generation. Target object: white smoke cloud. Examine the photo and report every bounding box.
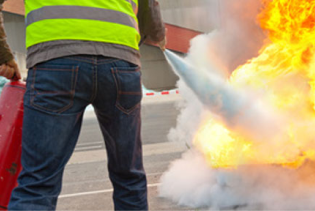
[165,37,285,142]
[159,0,315,209]
[160,150,315,209]
[167,79,206,147]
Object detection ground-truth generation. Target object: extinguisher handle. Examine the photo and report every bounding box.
[11,73,19,81]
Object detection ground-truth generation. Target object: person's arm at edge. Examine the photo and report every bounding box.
[0,0,21,80]
[138,0,166,49]
[0,0,14,64]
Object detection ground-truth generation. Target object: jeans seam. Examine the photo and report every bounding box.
[59,66,79,113]
[30,67,37,107]
[29,68,75,71]
[111,67,120,106]
[64,57,119,65]
[100,122,115,146]
[64,57,93,63]
[111,67,142,115]
[98,59,119,65]
[116,103,141,115]
[118,69,141,73]
[90,65,98,103]
[24,103,83,117]
[30,66,78,113]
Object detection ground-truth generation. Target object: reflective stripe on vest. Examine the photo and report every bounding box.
[25,0,140,50]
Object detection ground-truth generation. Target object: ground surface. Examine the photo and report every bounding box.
[56,95,192,210]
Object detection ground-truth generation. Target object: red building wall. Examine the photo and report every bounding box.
[3,0,24,16]
[145,23,202,53]
[165,24,202,53]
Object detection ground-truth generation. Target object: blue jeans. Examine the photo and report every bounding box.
[8,56,148,210]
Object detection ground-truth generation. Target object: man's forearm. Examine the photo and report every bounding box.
[138,0,165,43]
[0,2,14,65]
[147,0,165,42]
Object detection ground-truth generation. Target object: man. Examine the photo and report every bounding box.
[0,0,166,210]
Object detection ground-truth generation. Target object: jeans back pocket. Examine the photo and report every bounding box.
[29,64,79,113]
[111,66,142,114]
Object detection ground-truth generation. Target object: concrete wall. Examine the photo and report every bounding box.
[3,12,26,54]
[140,45,180,91]
[140,0,221,90]
[159,0,219,32]
[3,12,27,78]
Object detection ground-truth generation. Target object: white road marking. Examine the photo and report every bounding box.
[74,145,103,151]
[59,183,161,199]
[76,141,104,147]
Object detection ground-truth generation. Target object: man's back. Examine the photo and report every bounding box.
[1,0,165,69]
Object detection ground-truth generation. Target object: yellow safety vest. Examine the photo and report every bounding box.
[25,0,140,50]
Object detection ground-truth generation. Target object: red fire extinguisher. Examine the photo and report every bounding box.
[0,81,26,210]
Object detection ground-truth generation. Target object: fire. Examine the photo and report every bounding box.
[194,0,315,169]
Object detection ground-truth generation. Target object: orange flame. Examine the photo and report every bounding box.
[194,0,315,169]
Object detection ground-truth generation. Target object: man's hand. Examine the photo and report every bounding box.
[0,60,21,80]
[158,36,167,51]
[158,28,167,51]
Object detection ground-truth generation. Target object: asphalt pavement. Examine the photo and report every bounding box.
[56,88,314,210]
[56,94,192,210]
